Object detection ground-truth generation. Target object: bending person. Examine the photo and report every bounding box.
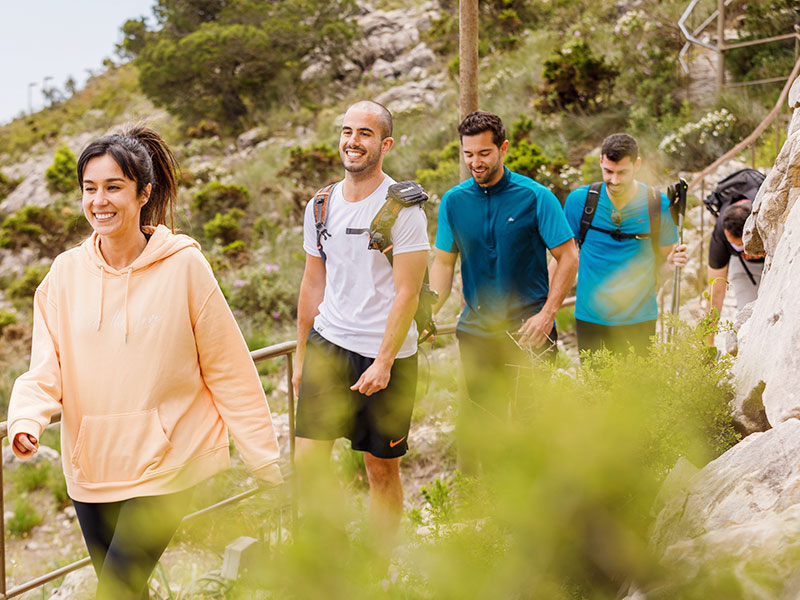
[7,126,282,600]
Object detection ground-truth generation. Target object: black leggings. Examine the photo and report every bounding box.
[72,489,192,600]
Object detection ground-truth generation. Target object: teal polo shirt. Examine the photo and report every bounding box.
[435,167,574,336]
[564,182,678,325]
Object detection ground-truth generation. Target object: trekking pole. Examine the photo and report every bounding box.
[668,179,688,340]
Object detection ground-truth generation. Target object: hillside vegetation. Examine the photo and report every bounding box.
[0,0,797,597]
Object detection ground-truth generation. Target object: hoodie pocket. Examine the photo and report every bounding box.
[71,409,174,484]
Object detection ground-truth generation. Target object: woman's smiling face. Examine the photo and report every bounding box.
[81,154,149,243]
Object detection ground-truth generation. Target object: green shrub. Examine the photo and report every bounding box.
[415,141,460,199]
[0,205,75,257]
[658,108,738,170]
[228,265,297,329]
[186,119,221,139]
[239,319,738,599]
[505,139,580,201]
[0,170,22,200]
[726,1,798,83]
[9,460,68,506]
[8,264,50,310]
[279,144,341,218]
[203,209,245,245]
[45,146,78,194]
[192,181,250,223]
[0,309,17,333]
[8,500,42,537]
[611,9,685,125]
[537,40,618,114]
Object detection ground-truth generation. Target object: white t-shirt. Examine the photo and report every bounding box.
[303,176,430,358]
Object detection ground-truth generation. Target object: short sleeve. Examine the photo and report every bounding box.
[535,186,575,249]
[563,186,587,237]
[658,192,679,247]
[390,204,430,255]
[434,191,458,253]
[708,219,732,269]
[302,193,322,257]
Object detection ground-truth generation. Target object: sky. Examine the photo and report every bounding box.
[0,0,156,124]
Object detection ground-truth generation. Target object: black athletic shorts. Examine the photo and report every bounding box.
[575,319,655,360]
[296,329,418,459]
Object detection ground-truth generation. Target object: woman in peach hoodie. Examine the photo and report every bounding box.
[7,126,282,599]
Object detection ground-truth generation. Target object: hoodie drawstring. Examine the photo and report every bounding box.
[123,268,133,344]
[96,266,105,331]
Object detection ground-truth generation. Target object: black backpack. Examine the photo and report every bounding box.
[312,181,438,343]
[577,182,662,263]
[703,168,766,217]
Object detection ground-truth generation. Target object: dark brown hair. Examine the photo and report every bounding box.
[722,201,752,238]
[601,133,639,162]
[458,111,506,147]
[77,125,179,230]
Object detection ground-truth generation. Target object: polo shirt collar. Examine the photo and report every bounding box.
[471,166,511,193]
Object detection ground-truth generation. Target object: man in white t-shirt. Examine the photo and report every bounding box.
[292,101,429,542]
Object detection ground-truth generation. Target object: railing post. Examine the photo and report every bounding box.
[1,446,6,599]
[700,180,706,294]
[717,0,726,91]
[285,352,298,529]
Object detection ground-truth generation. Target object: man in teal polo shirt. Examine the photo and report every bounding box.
[563,133,687,357]
[430,110,578,420]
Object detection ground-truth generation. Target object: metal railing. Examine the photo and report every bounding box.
[678,0,800,87]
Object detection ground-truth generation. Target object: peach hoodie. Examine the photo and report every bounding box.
[7,225,283,502]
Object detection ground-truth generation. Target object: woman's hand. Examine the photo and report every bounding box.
[13,433,38,457]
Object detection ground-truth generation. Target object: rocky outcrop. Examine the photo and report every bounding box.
[637,76,800,599]
[743,76,800,262]
[631,420,800,598]
[301,2,442,85]
[734,75,800,428]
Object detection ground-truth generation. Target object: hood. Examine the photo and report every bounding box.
[80,225,201,342]
[82,224,199,273]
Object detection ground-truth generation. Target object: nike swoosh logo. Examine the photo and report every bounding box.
[389,436,406,448]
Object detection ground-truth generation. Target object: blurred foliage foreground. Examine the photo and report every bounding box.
[214,321,739,600]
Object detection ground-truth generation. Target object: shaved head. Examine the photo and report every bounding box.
[346,101,393,139]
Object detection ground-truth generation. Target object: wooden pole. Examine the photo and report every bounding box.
[459,0,479,182]
[717,0,725,91]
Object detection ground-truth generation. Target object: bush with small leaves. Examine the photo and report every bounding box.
[203,209,245,245]
[7,264,50,311]
[192,181,250,223]
[8,500,42,537]
[537,40,618,114]
[0,170,22,201]
[45,146,78,194]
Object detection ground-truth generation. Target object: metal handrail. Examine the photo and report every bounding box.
[678,0,799,86]
[678,0,736,71]
[688,54,800,193]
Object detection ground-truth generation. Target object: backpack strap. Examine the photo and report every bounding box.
[578,182,603,247]
[647,185,662,265]
[312,184,335,265]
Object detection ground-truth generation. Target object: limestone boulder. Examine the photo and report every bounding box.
[644,419,800,597]
[734,170,800,426]
[375,76,445,114]
[743,77,800,261]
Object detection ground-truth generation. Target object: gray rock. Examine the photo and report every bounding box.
[2,443,60,470]
[735,175,800,425]
[46,565,96,600]
[375,76,445,113]
[652,419,800,555]
[645,420,800,596]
